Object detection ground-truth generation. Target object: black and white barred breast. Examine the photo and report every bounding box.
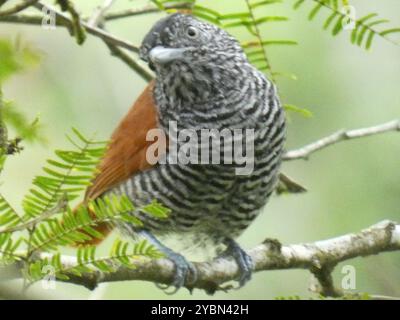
[108,58,286,252]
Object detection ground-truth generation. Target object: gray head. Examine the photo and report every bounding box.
[140,14,256,108]
[139,13,247,73]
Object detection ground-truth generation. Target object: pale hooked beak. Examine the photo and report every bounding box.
[149,46,190,65]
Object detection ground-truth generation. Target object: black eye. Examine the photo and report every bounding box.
[148,61,156,71]
[187,27,198,38]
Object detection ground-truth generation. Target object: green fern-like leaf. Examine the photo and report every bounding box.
[294,0,400,50]
[28,192,171,252]
[0,194,21,230]
[283,104,313,118]
[0,233,22,261]
[62,238,163,279]
[22,128,107,220]
[28,238,163,282]
[29,194,139,252]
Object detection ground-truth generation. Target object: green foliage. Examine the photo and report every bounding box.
[0,37,41,83]
[0,232,22,263]
[294,0,400,50]
[0,129,169,285]
[0,37,43,161]
[27,238,163,281]
[283,104,313,118]
[0,194,21,230]
[22,128,106,220]
[2,100,44,143]
[141,200,171,219]
[29,194,140,252]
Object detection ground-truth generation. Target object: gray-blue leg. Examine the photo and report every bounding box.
[138,230,197,292]
[222,238,254,287]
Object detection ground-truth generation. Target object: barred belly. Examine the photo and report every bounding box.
[107,111,285,249]
[106,66,286,250]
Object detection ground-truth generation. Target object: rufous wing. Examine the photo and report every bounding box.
[78,81,166,245]
[85,82,162,200]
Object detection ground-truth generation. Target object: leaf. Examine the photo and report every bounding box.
[283,104,313,118]
[2,101,44,143]
[0,194,21,229]
[140,200,170,219]
[293,3,400,50]
[380,28,400,37]
[0,38,41,83]
[22,129,106,219]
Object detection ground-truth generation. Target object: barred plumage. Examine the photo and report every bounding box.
[102,13,286,287]
[107,14,286,252]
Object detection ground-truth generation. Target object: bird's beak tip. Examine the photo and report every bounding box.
[148,46,189,65]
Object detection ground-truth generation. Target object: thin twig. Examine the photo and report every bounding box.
[55,0,86,44]
[86,0,153,82]
[0,196,67,234]
[104,2,193,21]
[105,42,153,82]
[284,119,400,161]
[33,2,140,53]
[0,12,61,25]
[88,0,116,27]
[0,3,152,81]
[0,0,39,17]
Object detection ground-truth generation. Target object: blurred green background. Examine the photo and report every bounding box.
[0,0,399,299]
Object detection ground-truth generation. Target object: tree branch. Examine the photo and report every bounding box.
[0,0,39,17]
[86,0,154,82]
[0,2,153,81]
[2,220,399,296]
[0,196,67,234]
[88,0,116,28]
[103,2,193,21]
[0,12,59,25]
[284,119,400,161]
[0,5,140,52]
[32,2,140,53]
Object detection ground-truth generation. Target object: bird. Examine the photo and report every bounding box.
[78,13,288,291]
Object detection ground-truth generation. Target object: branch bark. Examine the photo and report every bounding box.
[284,119,400,161]
[103,2,193,21]
[32,2,140,53]
[3,220,399,296]
[0,0,39,17]
[0,1,153,81]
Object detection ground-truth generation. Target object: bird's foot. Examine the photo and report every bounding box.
[156,250,197,294]
[138,230,197,293]
[221,238,254,288]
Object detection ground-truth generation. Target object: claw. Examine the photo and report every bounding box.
[167,251,197,289]
[222,238,254,288]
[138,230,197,292]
